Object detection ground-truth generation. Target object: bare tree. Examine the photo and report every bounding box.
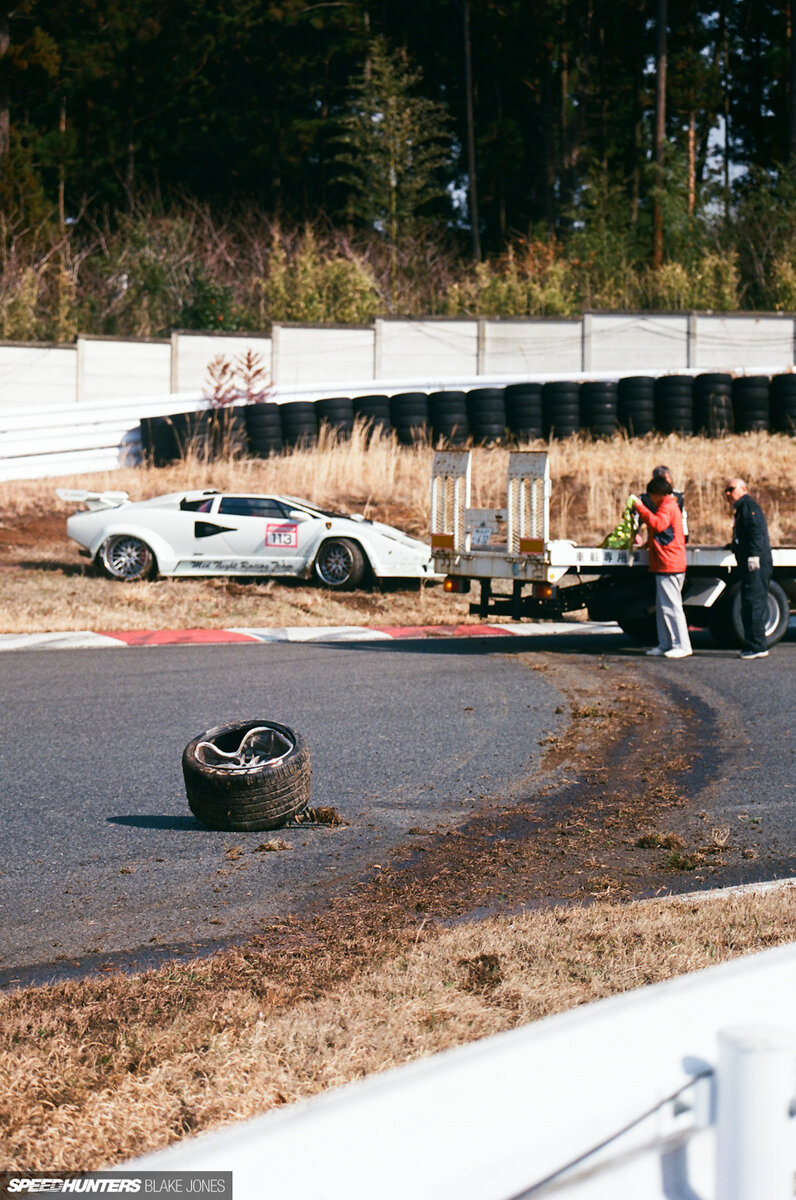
[0,3,10,172]
[652,0,667,268]
[463,0,481,261]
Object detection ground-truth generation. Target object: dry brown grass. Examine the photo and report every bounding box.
[2,887,795,1170]
[1,428,794,634]
[2,426,795,542]
[0,563,472,634]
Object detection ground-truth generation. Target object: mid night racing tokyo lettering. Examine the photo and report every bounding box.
[177,560,293,573]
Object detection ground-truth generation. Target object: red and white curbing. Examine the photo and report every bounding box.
[0,620,623,652]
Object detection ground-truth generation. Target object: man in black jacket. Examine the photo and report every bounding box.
[725,478,773,659]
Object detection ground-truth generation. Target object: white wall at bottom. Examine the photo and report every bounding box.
[128,936,796,1200]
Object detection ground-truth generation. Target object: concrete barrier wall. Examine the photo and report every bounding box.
[2,315,796,480]
[0,344,77,410]
[586,313,690,371]
[481,318,583,374]
[170,332,272,394]
[375,318,480,379]
[77,336,172,404]
[2,315,796,418]
[694,315,796,370]
[272,324,374,386]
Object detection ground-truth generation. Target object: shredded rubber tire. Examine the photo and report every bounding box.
[182,719,311,831]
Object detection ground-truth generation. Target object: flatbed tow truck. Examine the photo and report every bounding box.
[430,449,796,648]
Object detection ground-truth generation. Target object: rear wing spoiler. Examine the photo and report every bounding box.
[56,488,129,511]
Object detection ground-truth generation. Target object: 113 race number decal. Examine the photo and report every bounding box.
[265,522,298,548]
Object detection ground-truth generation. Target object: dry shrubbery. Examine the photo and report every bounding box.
[5,427,796,545]
[2,887,795,1170]
[2,428,793,634]
[0,207,758,345]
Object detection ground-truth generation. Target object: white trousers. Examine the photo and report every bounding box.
[655,572,691,653]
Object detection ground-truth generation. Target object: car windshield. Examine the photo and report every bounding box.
[280,495,350,520]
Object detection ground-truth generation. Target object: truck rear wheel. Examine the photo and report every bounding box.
[617,615,659,645]
[706,580,790,648]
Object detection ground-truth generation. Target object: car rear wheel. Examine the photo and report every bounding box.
[98,535,156,581]
[314,538,366,589]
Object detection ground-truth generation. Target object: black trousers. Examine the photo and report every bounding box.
[739,565,772,653]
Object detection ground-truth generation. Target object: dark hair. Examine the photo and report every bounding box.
[646,475,672,496]
[652,464,672,480]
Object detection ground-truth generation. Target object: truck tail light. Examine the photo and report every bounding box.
[532,582,554,599]
[444,576,471,594]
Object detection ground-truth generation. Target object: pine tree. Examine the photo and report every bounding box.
[333,37,452,294]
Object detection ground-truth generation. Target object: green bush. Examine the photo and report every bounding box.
[639,250,739,311]
[442,242,577,317]
[0,190,790,341]
[252,228,380,325]
[181,268,239,331]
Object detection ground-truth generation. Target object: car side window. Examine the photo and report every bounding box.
[180,497,215,512]
[218,497,288,519]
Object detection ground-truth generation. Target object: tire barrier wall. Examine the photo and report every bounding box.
[140,372,796,463]
[617,376,656,437]
[140,408,248,467]
[694,373,733,437]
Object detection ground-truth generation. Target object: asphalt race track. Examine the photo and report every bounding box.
[0,634,570,986]
[1,625,794,987]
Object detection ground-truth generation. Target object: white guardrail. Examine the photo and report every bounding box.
[0,392,197,482]
[2,364,792,483]
[0,372,573,483]
[129,938,796,1200]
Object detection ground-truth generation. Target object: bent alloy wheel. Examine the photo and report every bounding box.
[314,537,366,589]
[183,719,311,831]
[98,534,155,581]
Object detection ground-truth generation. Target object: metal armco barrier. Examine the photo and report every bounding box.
[128,938,796,1200]
[3,362,794,483]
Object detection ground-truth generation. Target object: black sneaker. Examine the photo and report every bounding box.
[739,649,769,659]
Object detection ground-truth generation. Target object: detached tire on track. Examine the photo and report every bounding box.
[183,719,311,831]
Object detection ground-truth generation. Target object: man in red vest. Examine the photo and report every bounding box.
[633,476,691,659]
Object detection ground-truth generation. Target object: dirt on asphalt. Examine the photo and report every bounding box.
[0,511,770,980]
[229,651,761,974]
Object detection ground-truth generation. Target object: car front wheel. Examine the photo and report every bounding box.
[314,538,366,589]
[98,535,156,581]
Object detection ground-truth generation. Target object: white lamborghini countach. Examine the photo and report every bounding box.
[57,488,435,589]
